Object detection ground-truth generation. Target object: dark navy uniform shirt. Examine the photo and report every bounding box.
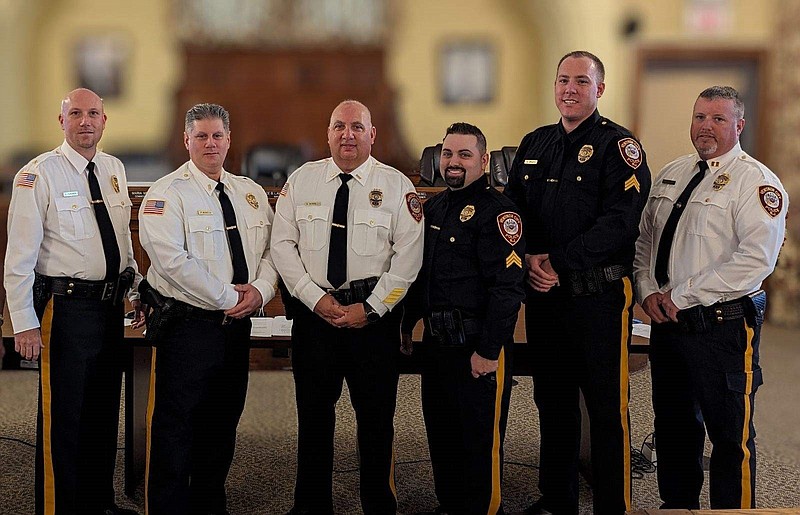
[403,176,525,360]
[504,110,651,274]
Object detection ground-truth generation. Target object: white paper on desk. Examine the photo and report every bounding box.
[271,316,293,336]
[632,322,651,339]
[124,318,133,327]
[250,317,274,337]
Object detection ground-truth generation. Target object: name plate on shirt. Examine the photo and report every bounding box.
[63,191,79,197]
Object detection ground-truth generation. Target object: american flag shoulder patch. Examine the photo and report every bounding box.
[16,172,37,188]
[142,199,166,215]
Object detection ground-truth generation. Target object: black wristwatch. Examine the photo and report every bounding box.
[363,302,381,324]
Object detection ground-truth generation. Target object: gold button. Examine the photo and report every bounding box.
[449,237,455,242]
[369,220,375,226]
[577,176,582,182]
[524,175,529,180]
[66,289,73,294]
[206,226,210,231]
[72,204,77,209]
[307,215,312,220]
[183,173,189,177]
[705,197,710,202]
[260,220,264,226]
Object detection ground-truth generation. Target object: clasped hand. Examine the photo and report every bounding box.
[224,284,263,319]
[313,294,368,329]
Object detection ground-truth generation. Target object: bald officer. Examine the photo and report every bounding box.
[271,100,424,514]
[4,88,141,515]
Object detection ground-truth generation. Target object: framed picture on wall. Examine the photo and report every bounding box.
[74,35,131,99]
[440,41,496,104]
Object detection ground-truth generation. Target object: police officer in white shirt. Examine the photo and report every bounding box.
[139,103,278,515]
[634,86,788,510]
[4,88,141,515]
[271,100,424,515]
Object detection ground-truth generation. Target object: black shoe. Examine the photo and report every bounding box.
[102,505,139,515]
[523,500,554,515]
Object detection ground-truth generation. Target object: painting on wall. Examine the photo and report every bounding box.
[440,41,496,104]
[75,35,130,99]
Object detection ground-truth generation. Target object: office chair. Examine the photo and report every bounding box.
[418,143,445,186]
[242,144,305,187]
[488,146,517,187]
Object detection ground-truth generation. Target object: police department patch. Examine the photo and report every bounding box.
[460,205,475,222]
[497,212,522,245]
[617,138,642,169]
[759,185,783,218]
[369,189,383,208]
[578,145,594,163]
[405,192,423,223]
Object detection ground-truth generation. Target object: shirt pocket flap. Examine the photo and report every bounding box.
[188,215,224,233]
[107,193,132,208]
[55,196,91,212]
[690,192,731,209]
[353,209,392,229]
[295,205,330,223]
[650,183,679,202]
[244,210,271,229]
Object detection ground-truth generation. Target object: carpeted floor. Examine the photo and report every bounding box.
[2,323,800,514]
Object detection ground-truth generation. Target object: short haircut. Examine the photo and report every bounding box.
[698,86,745,119]
[443,122,487,154]
[185,103,230,133]
[557,50,605,83]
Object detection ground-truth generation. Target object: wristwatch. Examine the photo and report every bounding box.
[363,301,381,324]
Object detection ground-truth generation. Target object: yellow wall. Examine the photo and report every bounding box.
[27,0,181,156]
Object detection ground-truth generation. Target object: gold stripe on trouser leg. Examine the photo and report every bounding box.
[739,321,755,508]
[618,278,633,511]
[487,347,506,515]
[40,299,56,515]
[389,442,397,500]
[144,348,158,515]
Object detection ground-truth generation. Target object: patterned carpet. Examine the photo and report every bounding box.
[2,324,799,514]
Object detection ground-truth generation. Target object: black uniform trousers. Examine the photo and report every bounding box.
[650,317,761,509]
[145,315,252,515]
[525,277,634,515]
[35,294,126,515]
[419,339,513,515]
[290,304,400,515]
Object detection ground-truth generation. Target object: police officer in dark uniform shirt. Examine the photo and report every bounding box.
[402,123,525,515]
[504,51,651,515]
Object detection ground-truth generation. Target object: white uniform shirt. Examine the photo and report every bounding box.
[634,142,788,309]
[4,140,139,333]
[139,161,278,311]
[271,156,424,315]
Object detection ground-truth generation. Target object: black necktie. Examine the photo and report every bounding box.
[654,160,709,287]
[86,162,121,280]
[327,173,353,289]
[216,182,249,284]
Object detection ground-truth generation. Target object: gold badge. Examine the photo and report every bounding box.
[758,185,783,218]
[460,205,476,222]
[497,212,522,245]
[578,145,594,163]
[369,189,383,208]
[712,173,730,191]
[246,193,259,209]
[617,138,643,169]
[111,175,120,193]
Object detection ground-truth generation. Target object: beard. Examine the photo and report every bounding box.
[444,167,466,189]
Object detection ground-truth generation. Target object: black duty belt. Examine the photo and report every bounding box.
[177,301,232,325]
[566,265,630,296]
[50,277,118,301]
[677,290,766,333]
[325,276,379,305]
[426,309,483,347]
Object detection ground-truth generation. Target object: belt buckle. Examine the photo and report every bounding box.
[100,282,115,301]
[222,314,232,326]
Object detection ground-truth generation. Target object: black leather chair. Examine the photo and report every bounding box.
[418,143,445,186]
[242,144,306,187]
[488,146,517,187]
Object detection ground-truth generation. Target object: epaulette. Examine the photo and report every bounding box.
[599,117,636,138]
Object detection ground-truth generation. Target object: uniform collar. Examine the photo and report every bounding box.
[701,142,742,174]
[558,109,601,143]
[187,160,229,196]
[59,140,93,175]
[446,174,489,202]
[325,155,373,187]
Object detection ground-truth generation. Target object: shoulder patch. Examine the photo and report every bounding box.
[758,185,783,218]
[497,212,522,245]
[142,199,166,216]
[624,174,640,193]
[15,172,37,189]
[405,192,423,223]
[279,183,289,197]
[617,138,642,169]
